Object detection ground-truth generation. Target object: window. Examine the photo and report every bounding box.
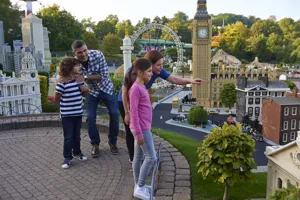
[292,107,297,115]
[248,107,253,116]
[255,92,260,96]
[262,92,268,96]
[275,92,278,97]
[255,107,260,116]
[248,92,254,96]
[284,107,289,116]
[291,119,296,129]
[283,133,288,142]
[291,132,296,140]
[277,178,283,188]
[255,98,260,104]
[284,121,288,130]
[248,98,253,105]
[32,87,35,92]
[282,92,285,97]
[277,92,281,97]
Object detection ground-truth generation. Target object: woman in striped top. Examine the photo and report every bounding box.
[55,57,89,169]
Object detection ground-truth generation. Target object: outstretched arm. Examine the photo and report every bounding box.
[167,74,204,85]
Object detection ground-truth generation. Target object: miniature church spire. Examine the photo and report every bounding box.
[194,0,210,19]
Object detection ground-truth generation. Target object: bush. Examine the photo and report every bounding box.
[111,76,123,95]
[188,105,208,125]
[0,63,3,71]
[38,71,49,92]
[3,70,12,77]
[49,63,56,77]
[270,185,300,200]
[39,75,48,104]
[42,103,59,113]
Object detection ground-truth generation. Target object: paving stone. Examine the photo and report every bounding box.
[156,189,174,196]
[175,180,191,187]
[176,175,191,181]
[173,193,191,200]
[175,187,191,193]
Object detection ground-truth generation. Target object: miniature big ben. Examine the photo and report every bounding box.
[192,0,212,107]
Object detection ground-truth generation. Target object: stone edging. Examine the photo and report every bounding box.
[0,114,191,200]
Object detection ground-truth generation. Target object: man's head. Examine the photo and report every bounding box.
[72,40,88,62]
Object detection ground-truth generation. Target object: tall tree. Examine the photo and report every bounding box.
[250,19,282,37]
[81,31,100,50]
[100,33,122,56]
[0,0,22,46]
[115,20,134,38]
[94,20,116,39]
[37,4,83,53]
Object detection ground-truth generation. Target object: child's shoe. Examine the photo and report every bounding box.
[62,159,71,169]
[73,153,87,161]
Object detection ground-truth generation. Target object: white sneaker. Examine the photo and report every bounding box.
[73,153,87,161]
[133,185,150,200]
[134,184,152,192]
[62,160,71,169]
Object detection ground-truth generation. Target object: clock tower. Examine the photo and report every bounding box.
[192,0,212,107]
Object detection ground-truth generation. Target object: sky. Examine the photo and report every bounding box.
[11,0,299,25]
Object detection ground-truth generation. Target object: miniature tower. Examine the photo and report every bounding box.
[22,0,37,16]
[22,13,45,68]
[0,21,4,65]
[192,0,212,107]
[120,28,134,76]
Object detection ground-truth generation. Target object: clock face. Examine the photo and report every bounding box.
[31,72,36,78]
[198,28,208,38]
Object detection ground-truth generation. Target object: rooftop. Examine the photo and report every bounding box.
[246,80,289,89]
[272,96,300,105]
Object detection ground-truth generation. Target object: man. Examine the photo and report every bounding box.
[71,40,119,157]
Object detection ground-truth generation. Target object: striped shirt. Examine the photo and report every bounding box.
[55,80,84,117]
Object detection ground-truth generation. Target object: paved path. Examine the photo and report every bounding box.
[0,117,191,200]
[0,127,134,200]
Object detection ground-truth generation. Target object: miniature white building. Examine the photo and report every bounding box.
[265,131,300,199]
[0,50,41,116]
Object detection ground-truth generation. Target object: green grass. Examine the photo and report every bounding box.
[152,127,267,200]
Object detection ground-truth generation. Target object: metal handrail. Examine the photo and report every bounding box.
[150,131,162,200]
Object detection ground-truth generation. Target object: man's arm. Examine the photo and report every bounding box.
[167,75,204,85]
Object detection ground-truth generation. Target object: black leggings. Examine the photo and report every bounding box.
[118,101,134,161]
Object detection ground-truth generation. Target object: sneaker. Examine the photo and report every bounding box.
[134,184,152,192]
[91,144,100,158]
[108,141,118,155]
[133,185,150,200]
[73,153,87,161]
[62,159,71,169]
[129,159,133,164]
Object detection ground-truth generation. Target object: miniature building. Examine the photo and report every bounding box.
[0,49,41,116]
[262,96,300,145]
[236,75,290,123]
[265,131,300,199]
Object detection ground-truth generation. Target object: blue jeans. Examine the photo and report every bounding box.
[131,129,157,187]
[61,116,82,160]
[86,91,119,145]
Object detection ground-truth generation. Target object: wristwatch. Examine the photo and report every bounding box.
[84,75,87,80]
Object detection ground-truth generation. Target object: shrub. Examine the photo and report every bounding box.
[270,185,300,200]
[0,63,3,70]
[38,71,49,92]
[39,75,48,104]
[197,122,257,200]
[42,103,59,113]
[3,70,12,77]
[188,105,208,125]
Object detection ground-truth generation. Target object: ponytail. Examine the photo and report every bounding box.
[125,67,135,92]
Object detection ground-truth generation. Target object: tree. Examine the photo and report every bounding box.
[115,20,134,38]
[0,0,22,46]
[94,20,116,39]
[220,83,236,109]
[37,4,83,52]
[250,19,282,37]
[284,80,296,91]
[81,31,100,50]
[187,105,208,125]
[100,33,122,56]
[197,122,257,200]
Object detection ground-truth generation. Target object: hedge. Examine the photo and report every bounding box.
[39,75,48,104]
[42,103,59,113]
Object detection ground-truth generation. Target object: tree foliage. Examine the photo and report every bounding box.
[197,122,257,200]
[270,185,300,200]
[81,31,100,50]
[284,80,296,90]
[100,33,122,56]
[37,4,83,52]
[187,105,208,125]
[220,82,236,109]
[0,0,22,46]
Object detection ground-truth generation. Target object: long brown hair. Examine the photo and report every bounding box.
[144,50,163,65]
[125,58,152,91]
